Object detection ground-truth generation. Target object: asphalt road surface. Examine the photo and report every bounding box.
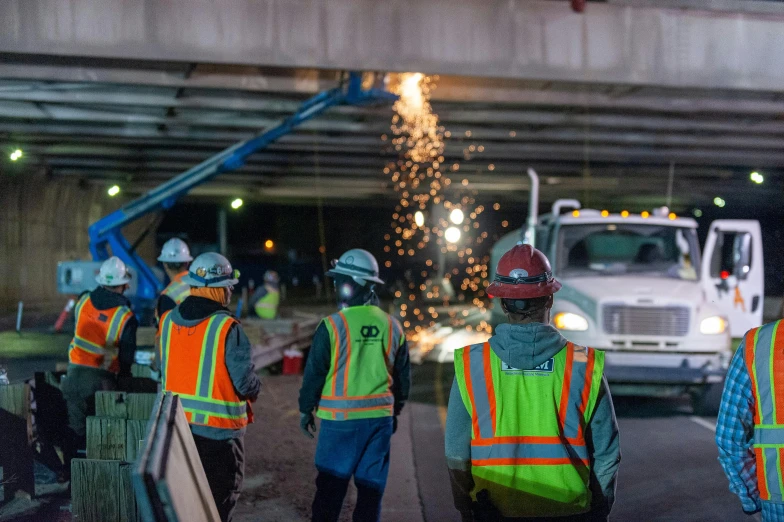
[408,361,759,522]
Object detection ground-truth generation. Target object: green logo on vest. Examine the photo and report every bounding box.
[361,325,380,338]
[502,358,554,374]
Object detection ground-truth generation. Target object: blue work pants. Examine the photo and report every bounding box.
[312,416,393,522]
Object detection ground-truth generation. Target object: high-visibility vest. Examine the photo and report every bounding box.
[158,310,249,430]
[453,341,604,518]
[744,320,784,502]
[254,286,280,319]
[68,293,133,373]
[316,306,405,421]
[161,272,191,305]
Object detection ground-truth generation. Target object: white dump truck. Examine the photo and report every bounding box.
[490,170,763,413]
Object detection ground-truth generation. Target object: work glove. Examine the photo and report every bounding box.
[300,412,317,439]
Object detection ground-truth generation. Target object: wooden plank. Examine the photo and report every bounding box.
[95,391,128,418]
[119,462,139,522]
[0,383,31,418]
[86,417,127,460]
[71,459,122,522]
[125,419,147,463]
[127,393,158,421]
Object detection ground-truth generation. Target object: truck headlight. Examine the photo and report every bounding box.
[700,316,727,335]
[554,312,589,331]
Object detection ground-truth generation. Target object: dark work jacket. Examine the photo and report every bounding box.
[80,286,138,378]
[166,296,262,440]
[298,306,411,416]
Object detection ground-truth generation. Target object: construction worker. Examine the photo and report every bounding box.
[156,237,194,320]
[716,320,784,520]
[446,244,620,521]
[251,270,281,319]
[298,248,411,522]
[61,256,137,474]
[158,252,261,522]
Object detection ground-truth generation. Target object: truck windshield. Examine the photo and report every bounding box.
[557,223,700,280]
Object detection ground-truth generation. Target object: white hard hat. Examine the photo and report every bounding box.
[95,256,132,286]
[157,238,193,263]
[264,270,280,284]
[181,252,239,288]
[326,248,384,286]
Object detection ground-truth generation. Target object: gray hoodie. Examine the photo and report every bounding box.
[445,323,621,519]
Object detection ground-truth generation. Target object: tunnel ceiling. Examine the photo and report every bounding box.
[0,55,781,212]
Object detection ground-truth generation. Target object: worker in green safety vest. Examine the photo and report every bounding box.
[446,244,621,521]
[298,248,411,522]
[252,270,281,319]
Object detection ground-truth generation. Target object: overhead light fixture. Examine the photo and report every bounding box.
[9,149,22,161]
[414,211,425,228]
[107,185,120,197]
[714,197,726,208]
[449,208,464,225]
[231,198,243,209]
[750,171,764,184]
[264,239,274,250]
[693,209,703,218]
[445,226,461,244]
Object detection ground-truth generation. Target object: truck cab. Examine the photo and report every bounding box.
[490,201,763,413]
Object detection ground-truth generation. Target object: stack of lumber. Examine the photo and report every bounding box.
[0,383,34,503]
[134,392,220,521]
[71,391,157,521]
[244,313,320,369]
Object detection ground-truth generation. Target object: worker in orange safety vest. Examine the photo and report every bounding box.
[158,252,261,522]
[62,256,137,477]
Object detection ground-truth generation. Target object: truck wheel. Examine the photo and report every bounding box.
[692,381,724,416]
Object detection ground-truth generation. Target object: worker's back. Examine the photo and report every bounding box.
[316,305,404,421]
[453,333,605,518]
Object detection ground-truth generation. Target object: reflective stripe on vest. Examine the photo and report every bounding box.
[745,320,784,502]
[162,273,191,304]
[69,293,132,371]
[254,287,280,319]
[454,341,603,517]
[316,306,399,421]
[160,312,249,430]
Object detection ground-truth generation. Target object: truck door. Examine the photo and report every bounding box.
[701,220,764,338]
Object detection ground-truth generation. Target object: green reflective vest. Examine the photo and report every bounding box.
[454,341,604,518]
[316,305,405,421]
[254,286,280,319]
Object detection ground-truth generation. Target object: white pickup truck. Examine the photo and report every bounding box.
[490,193,763,414]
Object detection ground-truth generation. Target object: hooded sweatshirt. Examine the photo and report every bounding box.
[445,323,621,519]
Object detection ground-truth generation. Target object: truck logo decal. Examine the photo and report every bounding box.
[502,358,554,374]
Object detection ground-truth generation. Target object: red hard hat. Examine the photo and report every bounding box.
[487,244,562,299]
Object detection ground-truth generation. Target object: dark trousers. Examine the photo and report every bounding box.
[61,364,116,474]
[312,417,393,522]
[192,434,245,522]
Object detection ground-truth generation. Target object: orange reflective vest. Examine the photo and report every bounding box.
[158,310,249,430]
[316,306,405,421]
[68,293,133,373]
[161,271,191,305]
[744,320,784,502]
[454,341,604,517]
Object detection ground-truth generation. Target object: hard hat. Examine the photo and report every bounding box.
[157,238,193,263]
[181,252,239,288]
[487,244,561,299]
[263,270,280,284]
[326,249,384,286]
[95,256,132,286]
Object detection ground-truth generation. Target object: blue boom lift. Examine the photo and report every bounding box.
[57,72,397,316]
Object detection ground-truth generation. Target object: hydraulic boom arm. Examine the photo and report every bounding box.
[88,72,397,303]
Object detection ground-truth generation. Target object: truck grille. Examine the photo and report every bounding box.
[602,304,690,337]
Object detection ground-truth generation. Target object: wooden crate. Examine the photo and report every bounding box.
[134,393,220,521]
[71,459,138,522]
[86,417,127,460]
